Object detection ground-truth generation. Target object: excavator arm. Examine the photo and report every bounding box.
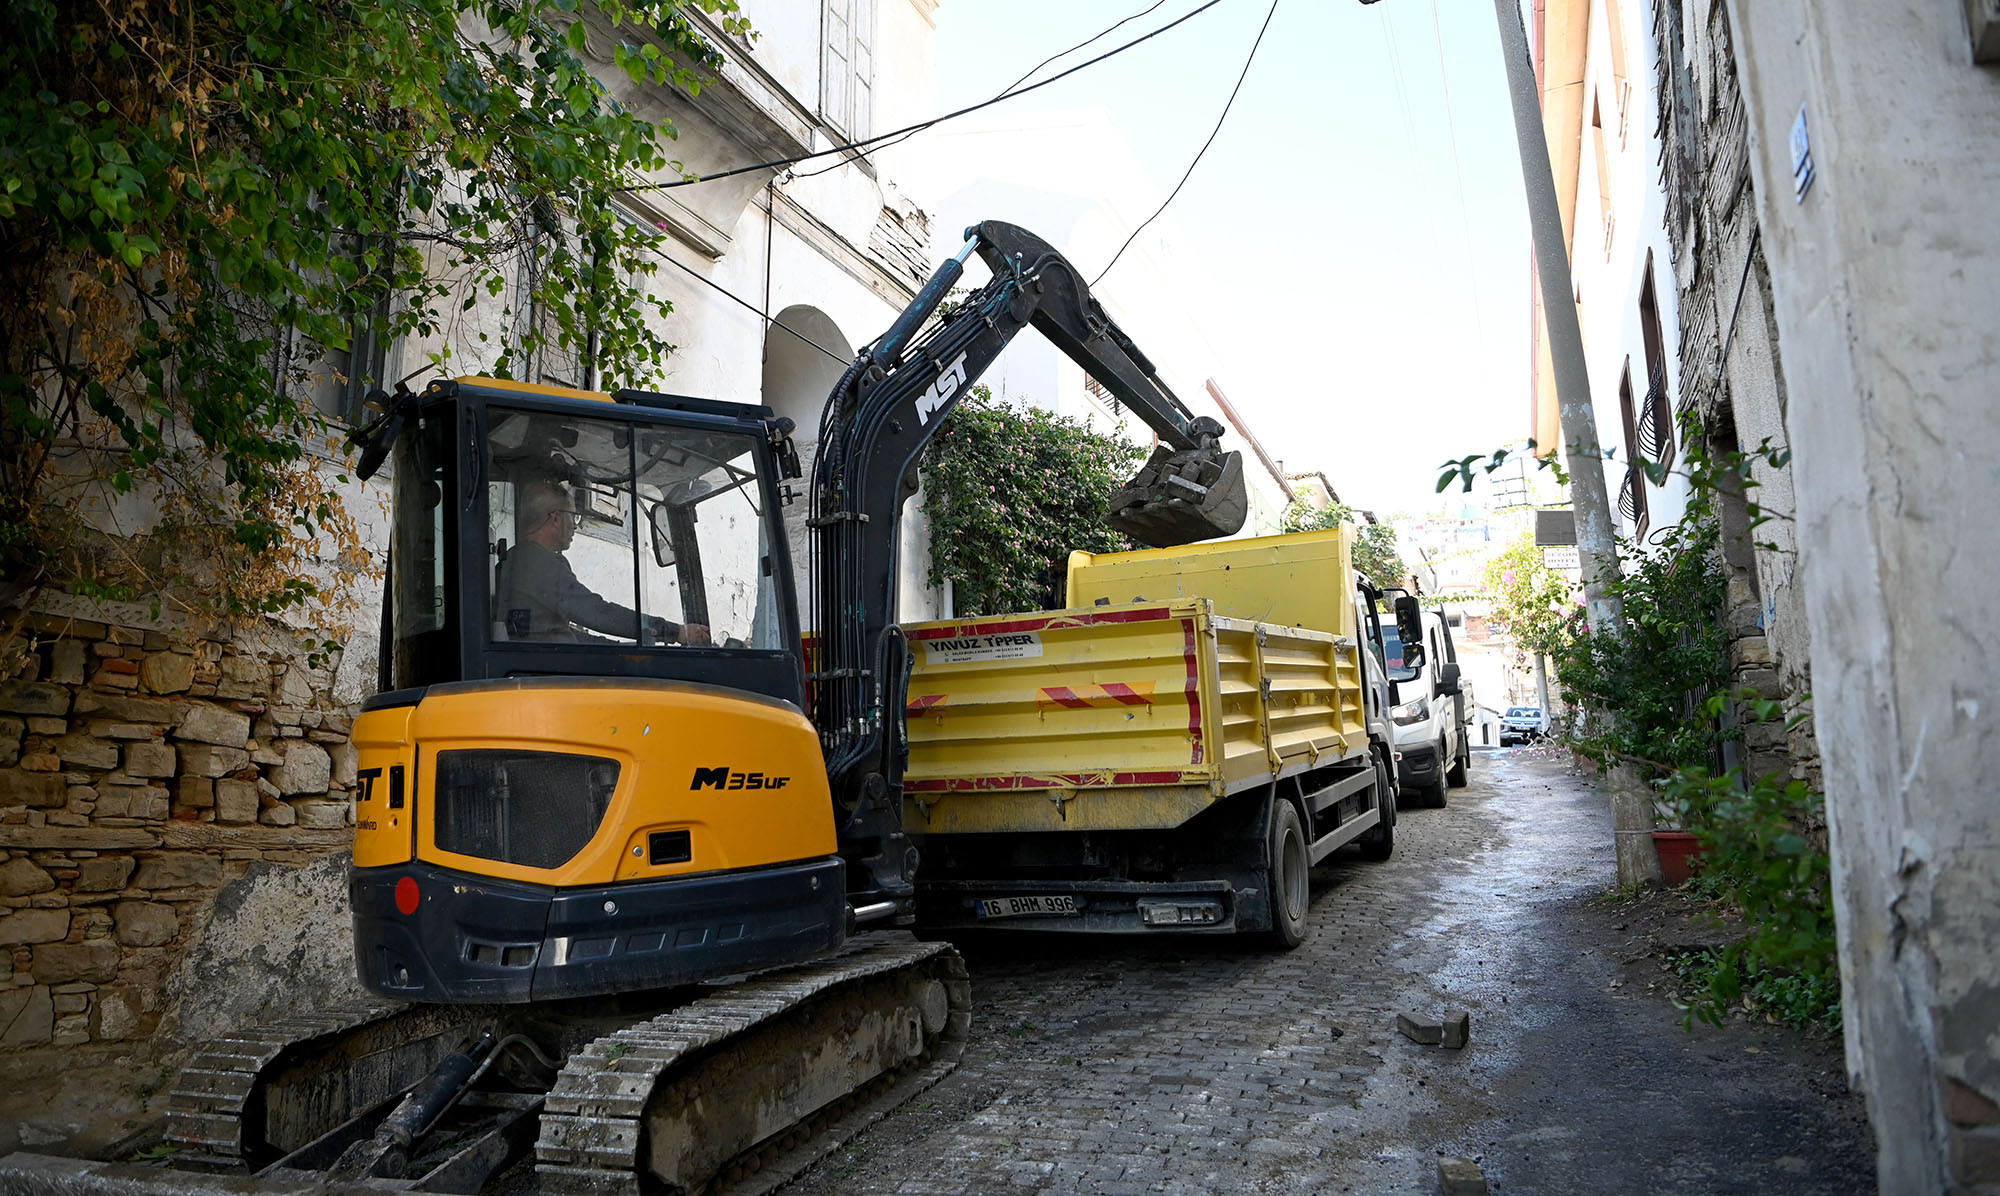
[808,220,1249,918]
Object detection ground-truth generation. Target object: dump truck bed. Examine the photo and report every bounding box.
[901,599,1369,834]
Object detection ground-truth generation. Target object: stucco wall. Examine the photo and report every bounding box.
[1724,1,2000,1189]
[1573,0,1692,546]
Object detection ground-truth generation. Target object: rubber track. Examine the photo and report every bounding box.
[536,939,970,1195]
[162,999,408,1162]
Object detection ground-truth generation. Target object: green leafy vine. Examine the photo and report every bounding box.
[919,387,1142,617]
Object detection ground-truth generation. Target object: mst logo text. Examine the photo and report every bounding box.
[691,767,792,791]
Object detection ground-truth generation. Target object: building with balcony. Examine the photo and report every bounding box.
[1528,0,1690,548]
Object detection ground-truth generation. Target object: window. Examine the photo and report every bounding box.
[485,408,783,650]
[1600,0,1634,144]
[822,0,875,140]
[1592,93,1615,258]
[1083,374,1123,418]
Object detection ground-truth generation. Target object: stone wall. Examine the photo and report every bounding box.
[0,607,364,1155]
[1649,0,1820,791]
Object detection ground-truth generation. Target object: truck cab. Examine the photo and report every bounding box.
[1380,605,1473,807]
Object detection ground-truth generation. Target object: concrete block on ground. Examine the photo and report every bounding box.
[1438,1156,1487,1195]
[1397,1012,1443,1045]
[1442,1010,1470,1049]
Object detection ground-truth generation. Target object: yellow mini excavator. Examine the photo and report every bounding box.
[149,222,1249,1194]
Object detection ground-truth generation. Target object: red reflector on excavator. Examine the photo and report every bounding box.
[395,876,420,915]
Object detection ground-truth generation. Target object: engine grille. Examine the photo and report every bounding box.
[434,749,620,870]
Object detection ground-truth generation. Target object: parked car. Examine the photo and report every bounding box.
[1500,705,1547,745]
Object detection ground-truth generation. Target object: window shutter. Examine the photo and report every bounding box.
[822,0,852,135]
[852,0,874,140]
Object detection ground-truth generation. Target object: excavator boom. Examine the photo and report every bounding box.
[810,221,1251,920]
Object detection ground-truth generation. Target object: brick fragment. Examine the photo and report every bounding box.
[1396,1012,1442,1045]
[1438,1156,1488,1195]
[1442,1010,1470,1049]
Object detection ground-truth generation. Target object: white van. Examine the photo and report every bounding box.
[1379,605,1473,807]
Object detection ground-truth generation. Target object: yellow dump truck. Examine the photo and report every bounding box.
[900,528,1404,947]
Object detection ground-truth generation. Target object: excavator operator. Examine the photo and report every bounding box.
[497,479,712,646]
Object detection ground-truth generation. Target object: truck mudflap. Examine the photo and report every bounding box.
[0,939,968,1196]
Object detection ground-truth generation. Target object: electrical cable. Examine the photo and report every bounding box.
[621,0,1229,194]
[1427,0,1489,348]
[638,234,852,367]
[794,0,1174,180]
[1377,1,1421,156]
[1092,0,1280,287]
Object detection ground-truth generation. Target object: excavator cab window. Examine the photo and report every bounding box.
[486,407,781,651]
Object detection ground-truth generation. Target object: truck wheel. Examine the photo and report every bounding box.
[1357,753,1395,862]
[1446,731,1470,788]
[1263,798,1310,949]
[1421,739,1449,808]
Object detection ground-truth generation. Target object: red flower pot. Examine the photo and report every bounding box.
[1652,830,1704,884]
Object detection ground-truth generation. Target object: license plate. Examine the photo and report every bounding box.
[974,894,1079,919]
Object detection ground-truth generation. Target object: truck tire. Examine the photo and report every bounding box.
[1264,798,1310,949]
[1420,738,1449,808]
[1446,730,1470,788]
[1357,752,1395,862]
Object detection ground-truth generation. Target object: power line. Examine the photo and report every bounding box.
[1427,0,1490,350]
[1376,1,1421,155]
[639,233,852,367]
[623,0,1229,194]
[1092,0,1280,287]
[794,0,1175,181]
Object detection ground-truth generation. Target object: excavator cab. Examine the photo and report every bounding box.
[350,378,846,1003]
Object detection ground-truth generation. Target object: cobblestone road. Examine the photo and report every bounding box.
[786,747,1875,1195]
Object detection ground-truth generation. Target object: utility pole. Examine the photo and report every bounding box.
[1364,0,1648,879]
[1484,0,1658,886]
[1487,0,1621,634]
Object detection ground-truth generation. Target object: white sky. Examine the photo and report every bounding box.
[928,0,1535,518]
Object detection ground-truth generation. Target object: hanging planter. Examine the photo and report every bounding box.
[1651,830,1705,884]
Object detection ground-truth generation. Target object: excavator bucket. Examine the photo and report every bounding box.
[1107,441,1249,547]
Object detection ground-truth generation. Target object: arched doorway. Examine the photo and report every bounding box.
[762,306,853,625]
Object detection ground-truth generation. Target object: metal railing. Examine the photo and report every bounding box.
[1636,363,1674,467]
[1618,464,1647,527]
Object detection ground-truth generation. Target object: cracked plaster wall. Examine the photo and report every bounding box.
[1724,0,2000,1190]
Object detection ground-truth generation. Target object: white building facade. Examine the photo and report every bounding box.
[389,0,955,633]
[1532,0,1691,550]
